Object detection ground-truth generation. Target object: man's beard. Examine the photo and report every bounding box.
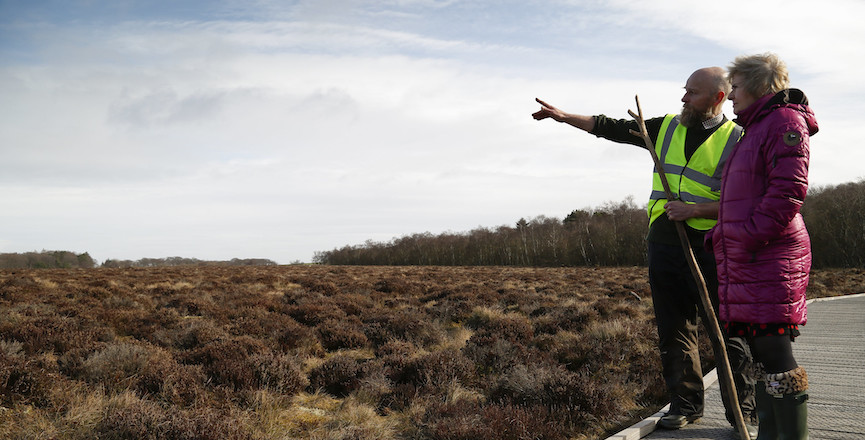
[680,104,714,128]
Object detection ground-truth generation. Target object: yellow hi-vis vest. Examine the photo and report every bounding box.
[647,114,743,231]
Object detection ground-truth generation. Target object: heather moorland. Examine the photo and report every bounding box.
[1,265,862,440]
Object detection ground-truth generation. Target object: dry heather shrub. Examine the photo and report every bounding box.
[0,276,43,300]
[532,301,600,335]
[80,342,150,387]
[301,279,341,296]
[136,345,205,405]
[557,319,658,377]
[221,287,285,314]
[57,345,95,380]
[3,315,89,354]
[420,288,477,322]
[376,340,414,378]
[806,279,828,298]
[418,399,566,440]
[32,276,59,290]
[291,276,339,296]
[284,301,348,326]
[535,324,664,409]
[96,391,166,440]
[464,307,534,343]
[476,404,566,440]
[275,322,322,357]
[104,306,182,342]
[395,348,477,392]
[249,352,309,395]
[416,400,490,440]
[82,280,122,301]
[492,363,571,406]
[591,297,641,320]
[362,309,444,348]
[351,363,393,408]
[182,336,269,390]
[308,353,369,397]
[809,267,865,297]
[533,330,578,360]
[281,284,322,304]
[0,265,736,438]
[0,350,59,407]
[102,294,142,310]
[371,341,416,410]
[154,317,227,350]
[161,406,254,440]
[225,306,319,351]
[331,293,374,316]
[372,276,413,294]
[487,362,627,432]
[317,317,368,351]
[66,341,202,403]
[461,309,542,376]
[97,390,254,440]
[145,280,196,296]
[463,337,527,375]
[165,291,216,316]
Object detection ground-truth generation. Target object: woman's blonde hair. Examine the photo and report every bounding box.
[727,53,789,98]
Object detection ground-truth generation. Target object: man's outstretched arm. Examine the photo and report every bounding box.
[532,98,596,132]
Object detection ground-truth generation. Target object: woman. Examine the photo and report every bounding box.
[710,53,818,440]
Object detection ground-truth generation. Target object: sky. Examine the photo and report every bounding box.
[1,0,863,264]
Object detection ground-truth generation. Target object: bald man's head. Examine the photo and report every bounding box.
[680,67,729,127]
[692,66,731,97]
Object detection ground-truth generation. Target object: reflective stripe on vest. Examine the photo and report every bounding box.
[647,114,742,231]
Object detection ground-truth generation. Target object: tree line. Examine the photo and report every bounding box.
[315,197,650,267]
[100,257,278,268]
[800,179,865,268]
[4,180,860,270]
[0,250,96,269]
[0,252,277,269]
[315,179,865,269]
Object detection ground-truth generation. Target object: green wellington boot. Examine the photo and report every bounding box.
[774,391,809,440]
[764,367,810,440]
[754,381,777,440]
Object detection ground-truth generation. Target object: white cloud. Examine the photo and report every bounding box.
[1,1,862,263]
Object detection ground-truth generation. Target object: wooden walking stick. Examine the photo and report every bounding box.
[628,95,750,440]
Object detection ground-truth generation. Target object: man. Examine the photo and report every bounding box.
[532,67,756,436]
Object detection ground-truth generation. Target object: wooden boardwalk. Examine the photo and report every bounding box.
[605,293,865,440]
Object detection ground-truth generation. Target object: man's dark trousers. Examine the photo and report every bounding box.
[648,241,756,423]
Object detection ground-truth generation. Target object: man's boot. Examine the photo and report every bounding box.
[725,336,757,439]
[657,347,704,430]
[765,366,809,440]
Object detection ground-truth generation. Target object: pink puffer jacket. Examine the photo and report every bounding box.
[709,89,818,325]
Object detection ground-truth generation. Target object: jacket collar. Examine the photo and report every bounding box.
[734,89,810,128]
[734,88,818,137]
